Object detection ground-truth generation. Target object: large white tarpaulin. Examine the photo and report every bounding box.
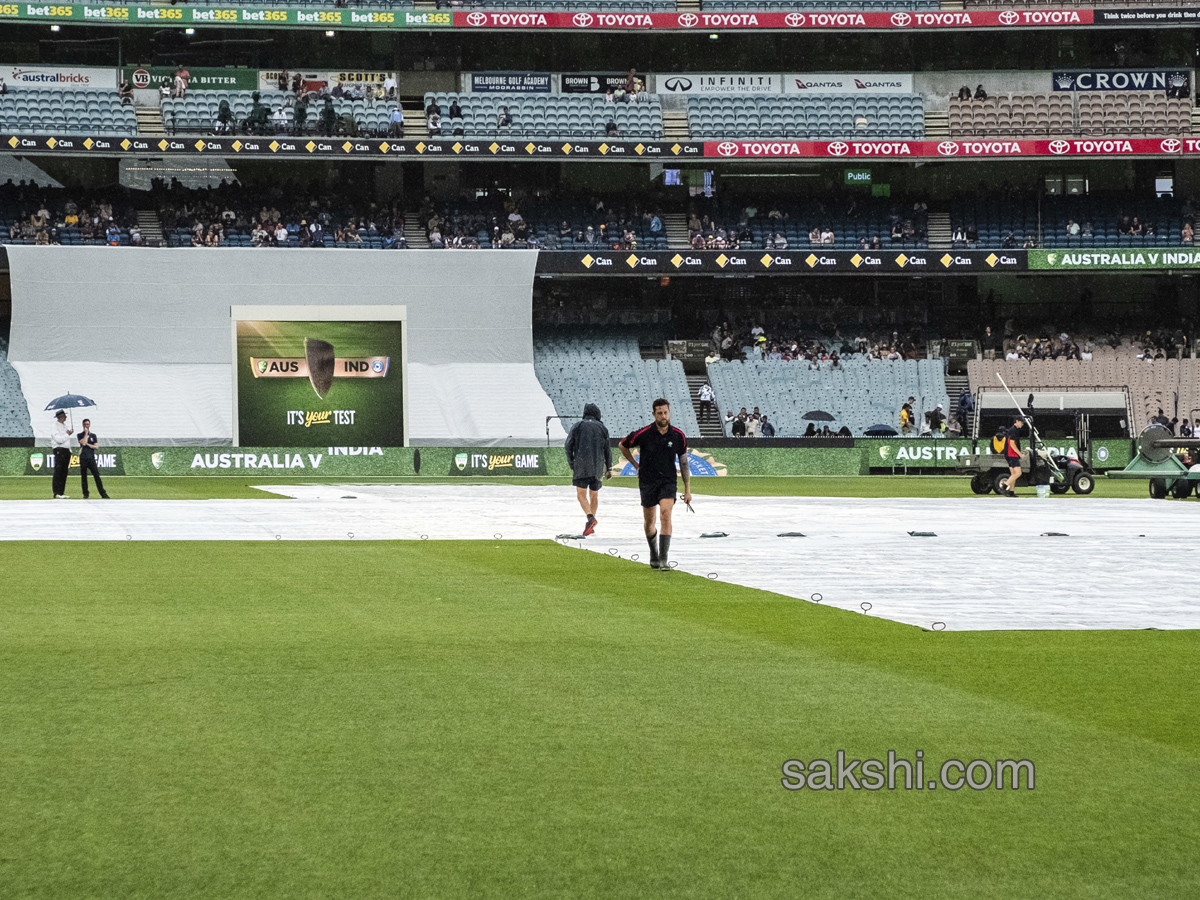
[7,247,561,445]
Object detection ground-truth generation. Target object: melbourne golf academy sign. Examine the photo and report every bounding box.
[871,439,1131,468]
[450,450,547,475]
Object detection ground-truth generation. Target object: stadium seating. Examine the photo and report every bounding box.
[699,198,928,250]
[950,196,1191,249]
[0,90,137,135]
[0,339,34,440]
[423,92,664,139]
[967,355,1200,436]
[527,204,669,251]
[687,94,923,140]
[707,357,949,437]
[161,91,397,136]
[949,92,1191,138]
[534,333,701,437]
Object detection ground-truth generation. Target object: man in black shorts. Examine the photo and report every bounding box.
[619,398,692,570]
[1002,416,1025,497]
[564,402,611,536]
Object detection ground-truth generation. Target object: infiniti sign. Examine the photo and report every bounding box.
[664,77,694,92]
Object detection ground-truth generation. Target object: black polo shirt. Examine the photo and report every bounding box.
[79,432,98,459]
[622,422,687,484]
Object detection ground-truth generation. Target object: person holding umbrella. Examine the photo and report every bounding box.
[49,409,73,499]
[77,418,110,499]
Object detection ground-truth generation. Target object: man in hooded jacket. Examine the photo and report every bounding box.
[564,402,612,536]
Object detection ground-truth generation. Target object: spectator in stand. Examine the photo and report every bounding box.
[974,84,987,101]
[497,106,513,131]
[173,65,190,98]
[272,106,288,133]
[820,226,835,245]
[387,107,403,137]
[129,224,143,246]
[448,99,463,121]
[606,120,620,137]
[731,411,747,438]
[957,85,972,101]
[650,213,662,235]
[808,225,821,246]
[697,382,715,424]
[760,415,775,438]
[383,73,397,100]
[952,225,967,246]
[1067,219,1080,236]
[1184,222,1195,243]
[274,222,288,245]
[106,223,121,246]
[0,78,7,95]
[1130,216,1144,237]
[900,401,914,435]
[293,97,308,135]
[118,79,133,105]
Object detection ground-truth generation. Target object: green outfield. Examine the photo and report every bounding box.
[1,540,1197,899]
[0,474,1180,501]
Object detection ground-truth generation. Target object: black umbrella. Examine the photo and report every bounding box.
[864,424,899,437]
[802,410,835,421]
[44,392,96,429]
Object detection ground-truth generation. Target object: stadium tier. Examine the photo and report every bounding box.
[686,94,924,140]
[949,92,1191,139]
[423,92,665,140]
[0,338,34,440]
[708,357,949,437]
[691,197,928,250]
[534,333,700,436]
[967,355,1200,435]
[949,196,1194,249]
[0,90,137,136]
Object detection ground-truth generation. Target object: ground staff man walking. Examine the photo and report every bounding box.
[698,382,715,424]
[564,403,611,536]
[619,398,691,570]
[50,409,73,499]
[77,419,110,500]
[1002,416,1026,497]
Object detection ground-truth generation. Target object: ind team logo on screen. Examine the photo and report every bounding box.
[250,338,390,399]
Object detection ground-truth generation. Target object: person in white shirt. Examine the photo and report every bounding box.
[697,382,715,424]
[50,409,73,499]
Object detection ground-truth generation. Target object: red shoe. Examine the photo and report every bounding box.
[583,517,597,536]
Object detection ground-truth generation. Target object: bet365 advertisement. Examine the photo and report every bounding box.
[235,320,405,447]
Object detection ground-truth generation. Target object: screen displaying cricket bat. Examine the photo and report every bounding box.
[233,313,407,447]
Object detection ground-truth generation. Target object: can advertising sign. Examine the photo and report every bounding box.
[125,66,258,91]
[561,72,629,94]
[234,314,407,448]
[785,73,913,93]
[6,64,117,91]
[450,449,547,475]
[24,449,125,476]
[1051,68,1190,92]
[657,73,782,94]
[1029,248,1200,270]
[469,72,552,93]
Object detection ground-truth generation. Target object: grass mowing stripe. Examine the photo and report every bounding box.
[0,542,1196,899]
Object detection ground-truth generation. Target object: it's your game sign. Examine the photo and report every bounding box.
[451,450,547,475]
[232,306,408,448]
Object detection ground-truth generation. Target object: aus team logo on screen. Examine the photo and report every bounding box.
[250,336,390,400]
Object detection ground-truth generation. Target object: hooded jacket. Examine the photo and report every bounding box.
[564,403,612,481]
